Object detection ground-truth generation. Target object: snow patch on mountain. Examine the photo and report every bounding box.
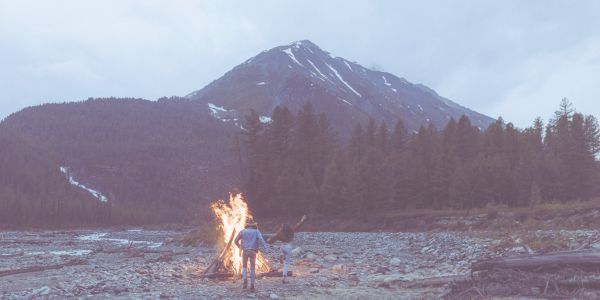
[338,98,353,106]
[260,116,272,123]
[60,167,108,202]
[257,82,267,86]
[307,59,331,83]
[208,103,227,115]
[343,60,353,71]
[382,76,392,86]
[283,48,302,66]
[325,63,362,97]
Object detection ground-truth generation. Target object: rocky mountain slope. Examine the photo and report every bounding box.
[187,40,494,135]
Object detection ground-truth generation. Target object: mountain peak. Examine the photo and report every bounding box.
[285,40,321,51]
[188,40,494,134]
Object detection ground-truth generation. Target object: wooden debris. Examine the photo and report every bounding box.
[0,240,50,245]
[0,259,86,277]
[0,251,24,259]
[402,275,471,288]
[146,253,174,263]
[259,270,293,278]
[203,228,236,276]
[472,249,600,273]
[202,272,234,279]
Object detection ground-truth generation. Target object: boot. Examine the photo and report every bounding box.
[243,280,247,289]
[282,276,288,284]
[250,285,255,292]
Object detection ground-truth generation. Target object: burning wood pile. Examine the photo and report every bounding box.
[202,193,271,279]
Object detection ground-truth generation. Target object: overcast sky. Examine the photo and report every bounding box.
[1,0,599,127]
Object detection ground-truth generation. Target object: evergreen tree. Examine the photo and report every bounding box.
[349,123,367,160]
[376,121,390,154]
[390,120,408,153]
[320,151,349,215]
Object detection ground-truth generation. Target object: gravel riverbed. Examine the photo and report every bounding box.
[1,229,596,299]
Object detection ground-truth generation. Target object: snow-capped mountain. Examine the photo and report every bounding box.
[187,40,494,133]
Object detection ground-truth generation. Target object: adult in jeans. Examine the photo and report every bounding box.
[234,220,267,292]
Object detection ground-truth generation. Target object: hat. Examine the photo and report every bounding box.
[245,219,258,227]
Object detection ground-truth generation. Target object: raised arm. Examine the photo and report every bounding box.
[292,215,307,231]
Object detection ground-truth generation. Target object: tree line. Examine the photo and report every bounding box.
[239,99,600,217]
[0,128,111,227]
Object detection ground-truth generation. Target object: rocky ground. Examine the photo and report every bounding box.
[1,229,600,299]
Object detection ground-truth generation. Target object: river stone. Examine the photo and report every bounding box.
[389,257,402,267]
[324,254,338,261]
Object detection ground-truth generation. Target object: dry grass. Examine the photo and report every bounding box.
[297,197,600,232]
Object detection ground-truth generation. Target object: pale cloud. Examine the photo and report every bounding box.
[0,0,599,127]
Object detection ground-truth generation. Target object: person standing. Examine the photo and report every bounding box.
[234,220,267,292]
[267,215,307,283]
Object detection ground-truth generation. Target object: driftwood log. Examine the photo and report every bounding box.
[259,270,293,278]
[202,272,234,279]
[0,240,50,245]
[202,270,292,279]
[402,275,470,288]
[203,228,236,276]
[0,251,25,259]
[0,259,86,277]
[472,249,600,273]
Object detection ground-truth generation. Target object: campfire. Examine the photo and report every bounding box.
[203,193,271,277]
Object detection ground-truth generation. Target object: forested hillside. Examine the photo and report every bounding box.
[1,97,239,224]
[0,127,110,227]
[241,99,600,217]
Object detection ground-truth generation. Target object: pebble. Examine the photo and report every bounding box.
[389,257,402,267]
[331,263,346,273]
[324,254,338,261]
[31,286,51,296]
[305,253,317,260]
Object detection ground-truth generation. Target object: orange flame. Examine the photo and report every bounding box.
[210,193,270,275]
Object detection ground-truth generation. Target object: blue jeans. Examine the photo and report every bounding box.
[281,243,293,277]
[242,249,257,286]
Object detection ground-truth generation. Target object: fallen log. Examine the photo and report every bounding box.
[259,270,293,278]
[0,240,50,245]
[203,228,236,276]
[0,251,24,259]
[402,275,471,288]
[472,249,600,273]
[0,259,86,277]
[202,272,234,279]
[557,278,600,289]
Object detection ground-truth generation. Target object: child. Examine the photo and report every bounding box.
[268,215,306,283]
